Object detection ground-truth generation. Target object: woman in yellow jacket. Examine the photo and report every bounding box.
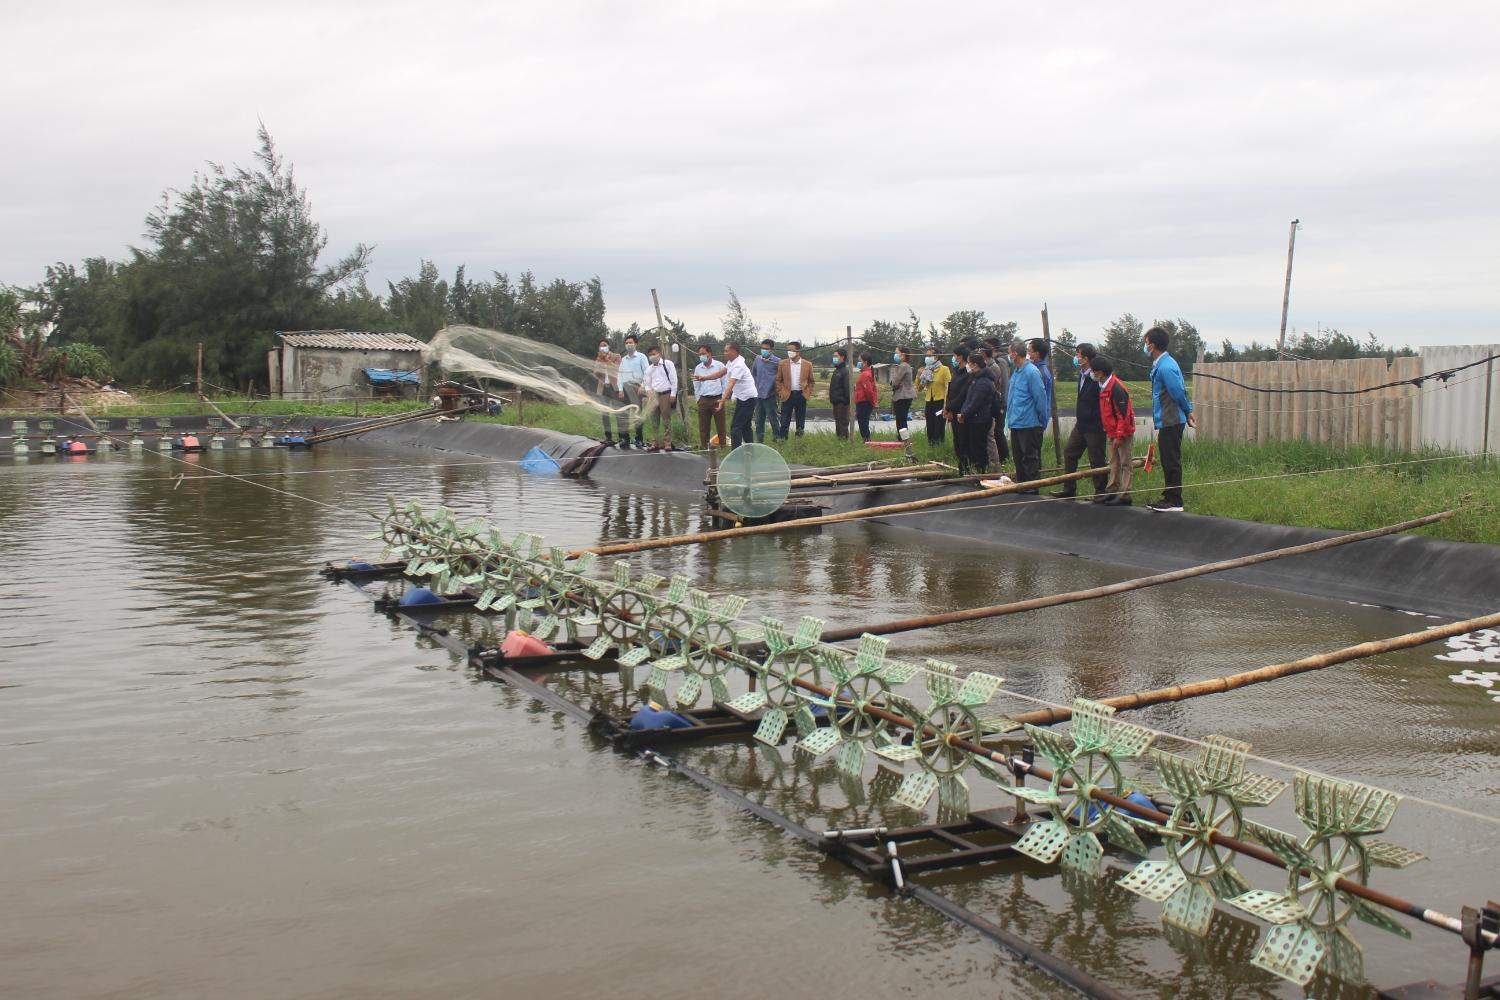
[917,345,951,443]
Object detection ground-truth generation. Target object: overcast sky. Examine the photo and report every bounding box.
[3,1,1495,349]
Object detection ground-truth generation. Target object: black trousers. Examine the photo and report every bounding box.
[730,399,755,448]
[924,400,945,442]
[855,401,874,441]
[951,420,970,471]
[964,418,992,472]
[1010,426,1043,486]
[893,398,911,432]
[778,390,807,437]
[1060,424,1108,494]
[1158,422,1185,504]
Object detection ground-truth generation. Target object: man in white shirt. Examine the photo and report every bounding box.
[615,333,649,449]
[717,342,760,448]
[643,343,678,450]
[691,344,728,451]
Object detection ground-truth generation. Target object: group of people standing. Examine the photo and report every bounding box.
[921,326,1194,511]
[588,325,1194,512]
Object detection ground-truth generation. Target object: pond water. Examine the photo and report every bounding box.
[2,444,1496,999]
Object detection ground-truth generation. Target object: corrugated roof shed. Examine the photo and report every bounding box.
[278,330,425,351]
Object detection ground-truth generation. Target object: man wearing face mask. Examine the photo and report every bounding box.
[616,333,649,450]
[956,353,998,474]
[1006,339,1049,491]
[918,347,951,443]
[774,340,816,439]
[643,344,678,451]
[829,348,852,439]
[750,338,782,442]
[594,338,624,446]
[944,346,973,473]
[718,343,760,448]
[692,343,728,451]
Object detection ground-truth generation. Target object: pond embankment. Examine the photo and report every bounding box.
[273,415,1499,621]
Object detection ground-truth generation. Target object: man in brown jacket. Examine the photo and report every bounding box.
[593,338,625,445]
[773,340,816,439]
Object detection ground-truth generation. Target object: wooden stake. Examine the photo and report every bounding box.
[1005,607,1500,728]
[1042,304,1061,466]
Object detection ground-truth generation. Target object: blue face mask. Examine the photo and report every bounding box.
[925,357,938,368]
[833,358,844,366]
[892,352,901,363]
[951,358,960,368]
[760,348,770,357]
[855,361,864,371]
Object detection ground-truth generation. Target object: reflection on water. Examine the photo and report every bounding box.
[2,445,1495,999]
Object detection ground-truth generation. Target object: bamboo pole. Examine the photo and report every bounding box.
[61,393,102,434]
[815,510,1456,644]
[572,459,1146,559]
[1005,608,1500,727]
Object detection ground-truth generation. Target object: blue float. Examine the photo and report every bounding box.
[628,705,694,731]
[398,587,444,607]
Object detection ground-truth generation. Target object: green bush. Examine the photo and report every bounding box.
[42,342,112,382]
[0,341,21,386]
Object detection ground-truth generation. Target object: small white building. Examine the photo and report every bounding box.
[268,330,426,400]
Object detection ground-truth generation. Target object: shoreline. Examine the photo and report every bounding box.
[289,414,1498,621]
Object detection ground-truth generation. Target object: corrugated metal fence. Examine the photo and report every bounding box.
[1193,346,1499,454]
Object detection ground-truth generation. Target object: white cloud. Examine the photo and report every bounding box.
[1,0,1495,348]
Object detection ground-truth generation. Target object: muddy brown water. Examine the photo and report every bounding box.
[2,446,1497,999]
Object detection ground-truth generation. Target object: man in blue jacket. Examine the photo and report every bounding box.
[1144,326,1196,512]
[1004,340,1050,492]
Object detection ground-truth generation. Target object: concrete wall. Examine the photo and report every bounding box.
[279,347,423,400]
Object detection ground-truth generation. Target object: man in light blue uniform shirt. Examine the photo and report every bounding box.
[615,333,649,449]
[750,338,782,442]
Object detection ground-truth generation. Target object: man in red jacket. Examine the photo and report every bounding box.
[1090,357,1136,505]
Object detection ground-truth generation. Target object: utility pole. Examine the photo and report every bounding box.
[196,342,204,399]
[1276,219,1300,359]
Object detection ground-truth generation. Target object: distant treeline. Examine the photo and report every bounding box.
[1,128,1412,390]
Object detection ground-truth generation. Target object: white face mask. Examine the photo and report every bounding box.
[649,356,660,366]
[787,351,798,359]
[625,344,636,354]
[699,354,709,363]
[598,345,609,354]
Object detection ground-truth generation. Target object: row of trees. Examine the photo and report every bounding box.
[6,128,1413,391]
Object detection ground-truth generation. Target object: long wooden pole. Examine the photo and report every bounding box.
[571,459,1145,558]
[815,509,1456,644]
[1005,607,1500,728]
[1042,304,1061,466]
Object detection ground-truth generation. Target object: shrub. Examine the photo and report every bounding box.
[41,342,112,382]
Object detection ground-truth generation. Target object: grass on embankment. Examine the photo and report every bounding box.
[1,391,429,420]
[488,402,1497,544]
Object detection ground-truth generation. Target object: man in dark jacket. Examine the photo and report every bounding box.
[981,345,1009,469]
[957,355,997,474]
[829,348,852,439]
[944,346,973,473]
[1051,342,1108,498]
